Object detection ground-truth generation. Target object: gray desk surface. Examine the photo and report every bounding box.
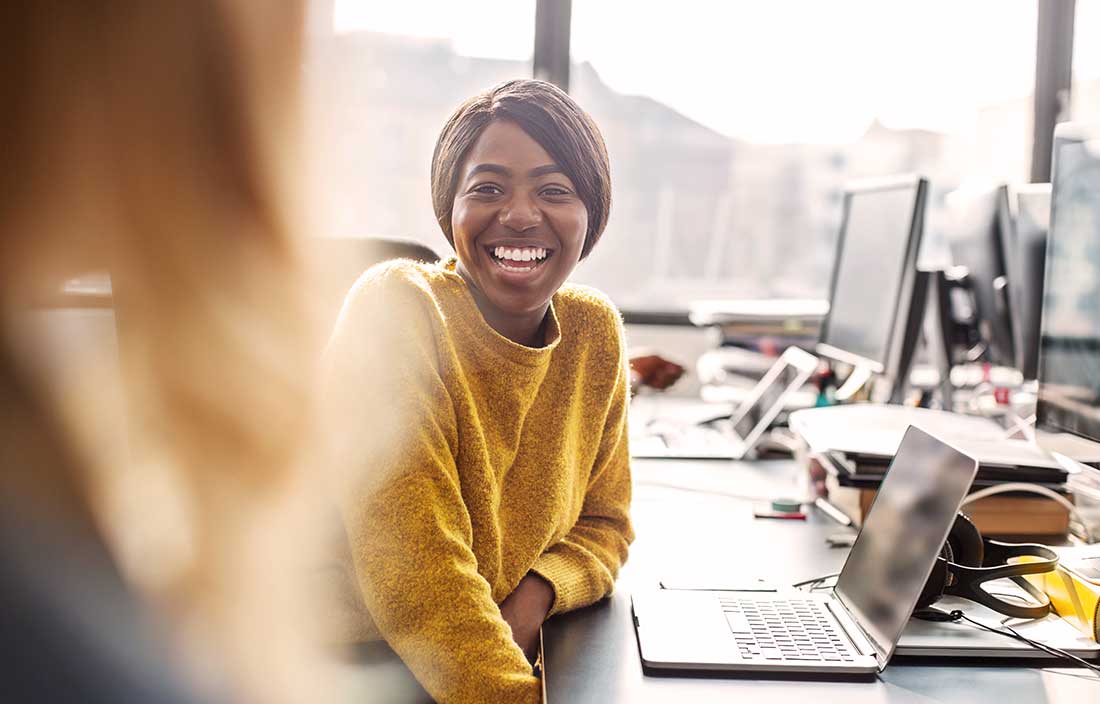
[542,457,1099,703]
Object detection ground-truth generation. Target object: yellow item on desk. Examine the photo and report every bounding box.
[1022,545,1100,642]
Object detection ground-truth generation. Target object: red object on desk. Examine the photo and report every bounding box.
[753,510,807,520]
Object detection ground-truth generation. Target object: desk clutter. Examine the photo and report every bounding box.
[812,449,1072,537]
[779,405,1100,658]
[790,403,1100,541]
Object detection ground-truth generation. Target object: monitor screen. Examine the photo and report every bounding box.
[944,186,1015,367]
[821,178,925,372]
[1007,185,1051,380]
[835,427,978,664]
[1037,127,1100,442]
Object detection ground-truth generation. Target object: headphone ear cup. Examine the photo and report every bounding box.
[916,549,951,609]
[946,513,984,567]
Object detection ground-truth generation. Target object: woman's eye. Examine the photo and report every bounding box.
[471,183,502,195]
[540,186,571,197]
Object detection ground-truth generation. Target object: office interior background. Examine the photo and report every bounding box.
[10,1,1100,701]
[304,0,1098,316]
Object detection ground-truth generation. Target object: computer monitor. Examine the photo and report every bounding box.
[1036,123,1100,443]
[1001,184,1051,381]
[817,175,928,395]
[943,186,1015,368]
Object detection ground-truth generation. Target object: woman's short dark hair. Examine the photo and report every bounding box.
[430,79,612,259]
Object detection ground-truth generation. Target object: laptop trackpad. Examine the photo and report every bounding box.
[633,590,741,666]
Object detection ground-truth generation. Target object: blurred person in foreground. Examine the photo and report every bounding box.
[323,79,634,703]
[0,2,331,702]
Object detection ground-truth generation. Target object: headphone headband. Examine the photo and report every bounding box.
[917,514,1059,620]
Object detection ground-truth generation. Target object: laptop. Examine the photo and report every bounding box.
[632,426,979,675]
[632,346,818,460]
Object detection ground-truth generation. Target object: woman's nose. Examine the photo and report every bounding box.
[498,195,542,232]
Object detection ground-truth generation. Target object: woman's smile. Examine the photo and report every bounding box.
[488,245,551,268]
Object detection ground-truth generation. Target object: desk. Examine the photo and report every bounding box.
[542,457,1098,703]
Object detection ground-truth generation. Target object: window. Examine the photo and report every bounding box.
[1072,0,1100,122]
[307,1,1047,313]
[568,0,1039,309]
[305,1,536,251]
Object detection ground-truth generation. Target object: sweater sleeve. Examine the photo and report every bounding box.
[530,311,634,616]
[323,270,541,704]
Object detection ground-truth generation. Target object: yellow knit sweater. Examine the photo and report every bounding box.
[322,258,634,703]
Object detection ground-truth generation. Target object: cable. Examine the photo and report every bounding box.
[632,478,779,504]
[791,573,839,590]
[999,413,1037,442]
[696,412,732,427]
[944,609,1100,678]
[960,482,1089,542]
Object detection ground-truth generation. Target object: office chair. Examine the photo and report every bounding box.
[312,236,440,334]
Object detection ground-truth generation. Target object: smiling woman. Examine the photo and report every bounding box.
[321,79,632,704]
[449,120,588,345]
[432,80,612,345]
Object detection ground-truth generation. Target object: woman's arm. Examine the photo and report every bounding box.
[324,271,541,704]
[529,314,634,616]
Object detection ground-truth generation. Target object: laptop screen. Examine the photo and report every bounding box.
[834,426,978,664]
[730,361,799,440]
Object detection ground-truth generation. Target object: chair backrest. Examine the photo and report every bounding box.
[311,236,440,335]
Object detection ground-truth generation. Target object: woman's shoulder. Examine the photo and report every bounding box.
[345,259,451,308]
[335,259,451,332]
[554,283,624,336]
[350,258,445,297]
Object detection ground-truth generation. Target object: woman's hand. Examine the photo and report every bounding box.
[499,572,555,663]
[629,354,686,393]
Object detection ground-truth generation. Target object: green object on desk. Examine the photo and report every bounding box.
[771,499,802,513]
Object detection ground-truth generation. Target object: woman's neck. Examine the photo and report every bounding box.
[458,270,549,347]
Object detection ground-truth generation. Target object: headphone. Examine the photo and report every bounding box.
[915,513,1059,620]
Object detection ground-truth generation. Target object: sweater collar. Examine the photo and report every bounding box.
[438,257,562,366]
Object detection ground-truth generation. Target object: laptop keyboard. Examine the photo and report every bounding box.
[719,596,857,662]
[633,422,739,457]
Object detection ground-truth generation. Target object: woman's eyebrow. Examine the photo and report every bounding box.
[466,163,564,178]
[467,163,511,177]
[528,164,563,177]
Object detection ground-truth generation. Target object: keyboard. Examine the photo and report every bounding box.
[719,596,857,663]
[631,421,743,460]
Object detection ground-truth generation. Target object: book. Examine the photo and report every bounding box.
[1022,545,1100,642]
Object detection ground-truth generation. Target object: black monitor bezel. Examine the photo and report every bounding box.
[817,174,928,384]
[1003,183,1052,381]
[944,185,1016,368]
[1036,123,1100,444]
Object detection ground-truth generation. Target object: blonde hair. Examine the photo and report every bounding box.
[1,2,329,702]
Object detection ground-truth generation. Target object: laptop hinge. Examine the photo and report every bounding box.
[825,597,879,661]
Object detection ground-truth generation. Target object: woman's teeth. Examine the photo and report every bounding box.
[492,246,548,262]
[490,246,549,271]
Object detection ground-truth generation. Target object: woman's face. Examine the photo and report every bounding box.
[451,119,587,324]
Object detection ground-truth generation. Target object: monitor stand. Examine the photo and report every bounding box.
[888,269,954,409]
[920,269,955,410]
